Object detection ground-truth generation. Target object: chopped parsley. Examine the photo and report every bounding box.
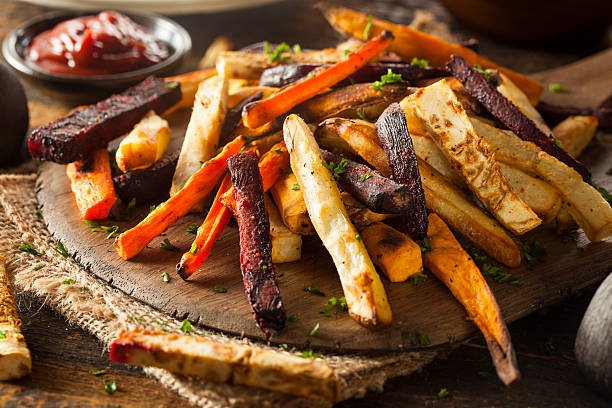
[465,245,524,285]
[291,183,300,190]
[212,284,227,293]
[165,82,179,89]
[309,322,320,336]
[32,264,44,271]
[359,173,372,181]
[303,286,325,296]
[0,330,6,340]
[549,83,566,93]
[155,319,168,328]
[271,147,283,154]
[363,16,373,39]
[344,49,353,55]
[84,219,98,227]
[136,317,145,321]
[89,369,105,376]
[266,41,290,63]
[322,158,348,180]
[100,225,119,239]
[355,234,361,241]
[320,308,331,317]
[417,332,431,346]
[297,350,324,359]
[190,243,199,255]
[401,331,410,339]
[522,238,547,269]
[242,135,258,145]
[293,44,302,54]
[437,388,449,398]
[179,319,195,334]
[116,198,137,221]
[370,69,403,91]
[549,134,563,147]
[326,296,348,312]
[160,238,180,252]
[356,110,374,122]
[149,204,157,212]
[410,273,427,286]
[410,57,429,68]
[474,64,495,80]
[419,237,432,253]
[186,223,200,234]
[588,180,612,205]
[18,241,41,256]
[541,337,555,353]
[54,241,69,257]
[35,209,42,218]
[288,314,299,323]
[161,272,170,283]
[279,343,288,350]
[104,379,117,394]
[61,279,76,285]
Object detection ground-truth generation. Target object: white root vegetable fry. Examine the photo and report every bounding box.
[170,75,228,211]
[552,115,598,157]
[497,73,552,135]
[270,172,315,236]
[199,35,232,69]
[0,255,31,381]
[110,330,338,401]
[407,80,541,235]
[164,68,217,115]
[264,195,302,263]
[283,114,392,327]
[115,111,170,172]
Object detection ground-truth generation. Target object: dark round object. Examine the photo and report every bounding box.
[575,272,612,398]
[0,62,29,167]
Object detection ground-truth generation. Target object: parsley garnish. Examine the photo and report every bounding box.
[180,319,195,334]
[104,379,117,394]
[320,308,331,317]
[297,350,324,359]
[401,331,410,339]
[212,284,227,293]
[410,57,429,68]
[322,158,347,180]
[549,83,566,93]
[155,319,168,328]
[32,264,44,271]
[149,204,156,212]
[588,180,612,205]
[89,369,105,376]
[35,209,42,218]
[363,16,373,39]
[288,314,299,323]
[190,243,199,255]
[309,323,320,336]
[464,245,524,285]
[160,238,180,252]
[165,82,179,89]
[522,238,547,269]
[136,317,145,321]
[271,147,283,153]
[356,110,374,122]
[359,173,372,181]
[18,241,41,256]
[266,42,290,63]
[279,343,288,350]
[242,135,257,145]
[0,330,6,340]
[344,49,353,55]
[370,69,403,91]
[437,388,449,398]
[100,225,119,239]
[61,279,75,285]
[116,198,137,221]
[410,273,427,286]
[303,286,325,296]
[417,332,431,346]
[161,272,170,283]
[420,237,432,253]
[293,44,301,54]
[54,241,69,257]
[291,183,300,190]
[84,219,97,227]
[550,134,563,147]
[326,296,348,312]
[186,224,200,234]
[474,64,495,80]
[355,234,361,241]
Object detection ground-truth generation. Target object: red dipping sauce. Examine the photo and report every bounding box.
[26,11,169,76]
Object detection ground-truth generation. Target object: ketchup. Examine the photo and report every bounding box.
[26,11,169,76]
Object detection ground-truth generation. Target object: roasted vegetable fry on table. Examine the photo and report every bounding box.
[113,150,179,204]
[199,35,233,69]
[0,255,31,381]
[320,5,543,105]
[66,149,117,220]
[221,91,263,143]
[228,150,286,332]
[170,75,229,212]
[341,193,395,229]
[109,330,338,401]
[270,172,315,235]
[552,115,598,157]
[375,103,428,240]
[405,79,542,235]
[177,174,233,280]
[423,213,519,386]
[114,136,245,260]
[360,222,422,283]
[29,76,181,164]
[115,111,170,172]
[164,68,216,115]
[264,195,302,263]
[447,55,590,180]
[242,30,395,129]
[283,114,391,327]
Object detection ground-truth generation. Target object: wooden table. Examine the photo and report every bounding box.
[1,0,611,406]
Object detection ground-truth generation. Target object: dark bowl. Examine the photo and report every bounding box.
[1,10,191,86]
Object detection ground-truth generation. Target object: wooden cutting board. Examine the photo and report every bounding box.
[36,48,612,352]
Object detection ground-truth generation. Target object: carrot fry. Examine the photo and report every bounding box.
[220,141,289,212]
[242,30,394,129]
[423,213,519,386]
[177,175,233,279]
[113,136,246,260]
[66,149,117,220]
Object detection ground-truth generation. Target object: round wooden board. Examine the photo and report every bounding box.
[36,50,612,352]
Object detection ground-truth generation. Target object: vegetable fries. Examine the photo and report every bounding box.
[283,114,391,326]
[115,111,170,172]
[265,195,302,263]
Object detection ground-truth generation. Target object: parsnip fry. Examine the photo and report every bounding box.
[115,111,170,172]
[110,330,338,401]
[164,68,217,115]
[265,195,302,263]
[423,214,519,386]
[283,114,391,327]
[497,73,551,135]
[270,172,315,236]
[0,255,31,381]
[552,115,598,158]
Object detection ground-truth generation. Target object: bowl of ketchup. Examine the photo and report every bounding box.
[2,10,191,86]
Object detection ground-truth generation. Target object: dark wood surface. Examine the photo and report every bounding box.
[2,0,612,406]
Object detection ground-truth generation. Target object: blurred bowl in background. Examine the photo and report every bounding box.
[440,0,612,42]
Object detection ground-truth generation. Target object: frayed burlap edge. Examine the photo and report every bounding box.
[0,173,445,407]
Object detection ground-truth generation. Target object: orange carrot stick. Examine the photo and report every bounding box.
[177,174,233,279]
[220,141,289,212]
[114,136,246,260]
[241,30,394,129]
[66,149,117,220]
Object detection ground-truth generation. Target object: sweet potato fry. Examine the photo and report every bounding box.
[66,149,117,220]
[423,213,519,386]
[242,30,394,129]
[176,174,233,280]
[320,5,543,105]
[228,150,286,332]
[114,136,245,260]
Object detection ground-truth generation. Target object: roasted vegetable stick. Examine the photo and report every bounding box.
[552,116,598,158]
[423,213,519,386]
[284,114,391,327]
[265,195,302,263]
[376,103,428,240]
[361,222,422,282]
[115,111,170,172]
[228,151,286,332]
[242,31,394,129]
[164,68,216,115]
[227,86,276,108]
[341,193,395,229]
[406,80,541,235]
[321,5,543,105]
[110,330,338,401]
[170,75,229,210]
[177,175,233,280]
[199,35,232,69]
[221,91,264,143]
[497,73,551,135]
[270,172,315,235]
[536,101,611,132]
[0,255,31,381]
[447,55,590,180]
[114,136,245,260]
[66,149,117,220]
